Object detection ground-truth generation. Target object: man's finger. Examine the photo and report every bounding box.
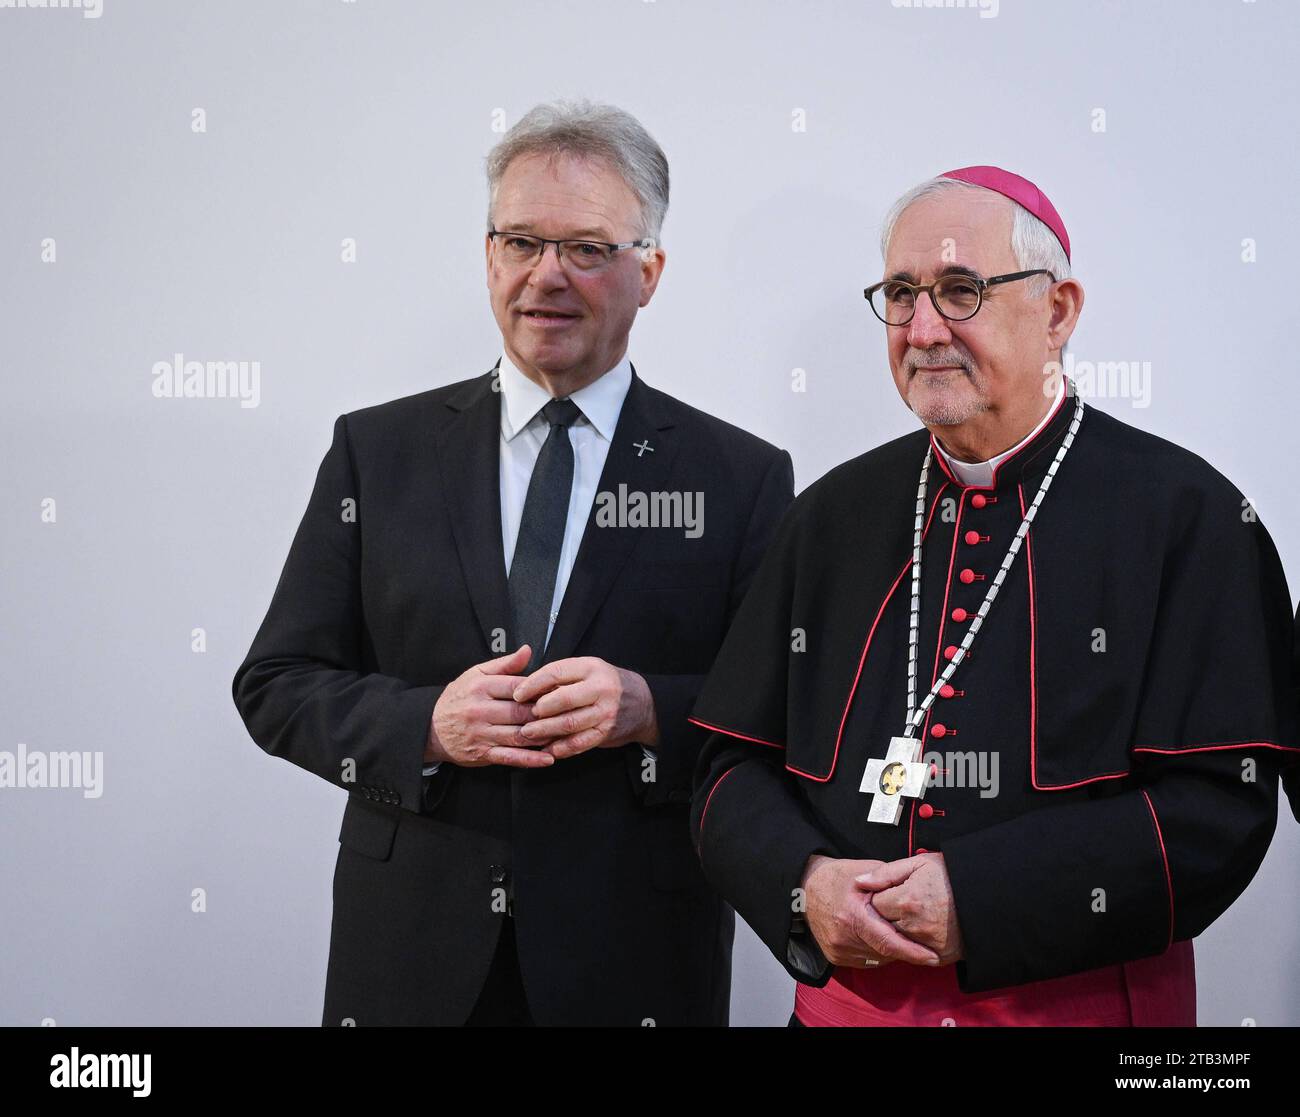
[480,724,552,748]
[521,703,601,741]
[475,645,532,676]
[512,657,594,702]
[480,675,534,700]
[477,697,536,726]
[869,884,908,923]
[854,856,924,891]
[483,745,556,769]
[529,680,600,719]
[856,902,939,965]
[542,728,604,760]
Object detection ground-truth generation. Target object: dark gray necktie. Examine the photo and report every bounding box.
[508,397,583,673]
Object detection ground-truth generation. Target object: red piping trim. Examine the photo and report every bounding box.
[787,559,909,781]
[930,443,961,486]
[991,382,1068,488]
[1022,484,1043,789]
[697,764,742,850]
[1020,482,1137,792]
[1133,740,1300,755]
[788,480,953,782]
[1141,790,1175,950]
[686,717,783,750]
[1033,769,1132,790]
[929,380,1069,491]
[1028,745,1300,792]
[920,489,966,743]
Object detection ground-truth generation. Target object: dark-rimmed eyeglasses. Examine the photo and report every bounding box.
[488,228,655,273]
[863,269,1056,326]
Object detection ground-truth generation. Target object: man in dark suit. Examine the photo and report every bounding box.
[231,100,793,1026]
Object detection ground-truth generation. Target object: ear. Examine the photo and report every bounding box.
[485,233,494,287]
[637,245,667,308]
[1046,277,1084,351]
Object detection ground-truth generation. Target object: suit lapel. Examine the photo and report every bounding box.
[432,367,512,652]
[543,367,679,664]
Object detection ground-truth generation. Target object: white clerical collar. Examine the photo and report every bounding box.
[498,352,632,443]
[933,376,1067,488]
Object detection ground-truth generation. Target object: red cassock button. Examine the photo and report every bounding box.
[944,645,958,660]
[930,723,948,738]
[915,847,929,854]
[971,493,987,509]
[959,568,976,584]
[964,530,981,545]
[939,684,956,699]
[951,607,968,622]
[918,804,934,819]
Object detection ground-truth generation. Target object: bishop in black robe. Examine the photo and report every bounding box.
[690,381,1297,1024]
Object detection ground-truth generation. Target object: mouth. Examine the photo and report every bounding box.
[519,309,581,325]
[909,366,972,384]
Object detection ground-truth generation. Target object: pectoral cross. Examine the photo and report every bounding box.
[859,735,930,825]
[633,439,654,457]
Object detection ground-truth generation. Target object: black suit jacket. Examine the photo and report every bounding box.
[232,365,794,1025]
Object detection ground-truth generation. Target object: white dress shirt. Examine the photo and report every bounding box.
[423,353,635,776]
[932,375,1066,488]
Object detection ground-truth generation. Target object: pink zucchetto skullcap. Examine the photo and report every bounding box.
[940,165,1070,262]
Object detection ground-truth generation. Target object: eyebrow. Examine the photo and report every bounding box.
[496,222,614,241]
[886,264,984,283]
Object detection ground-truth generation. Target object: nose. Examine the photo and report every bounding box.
[526,241,570,289]
[906,289,952,350]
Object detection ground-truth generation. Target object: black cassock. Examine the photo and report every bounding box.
[690,385,1299,1014]
[1290,605,1300,820]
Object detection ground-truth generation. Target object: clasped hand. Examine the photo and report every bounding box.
[800,851,965,970]
[425,645,659,768]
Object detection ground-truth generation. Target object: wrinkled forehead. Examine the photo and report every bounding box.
[493,151,641,233]
[884,190,1018,280]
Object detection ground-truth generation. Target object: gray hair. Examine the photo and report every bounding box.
[485,100,670,243]
[879,176,1071,299]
